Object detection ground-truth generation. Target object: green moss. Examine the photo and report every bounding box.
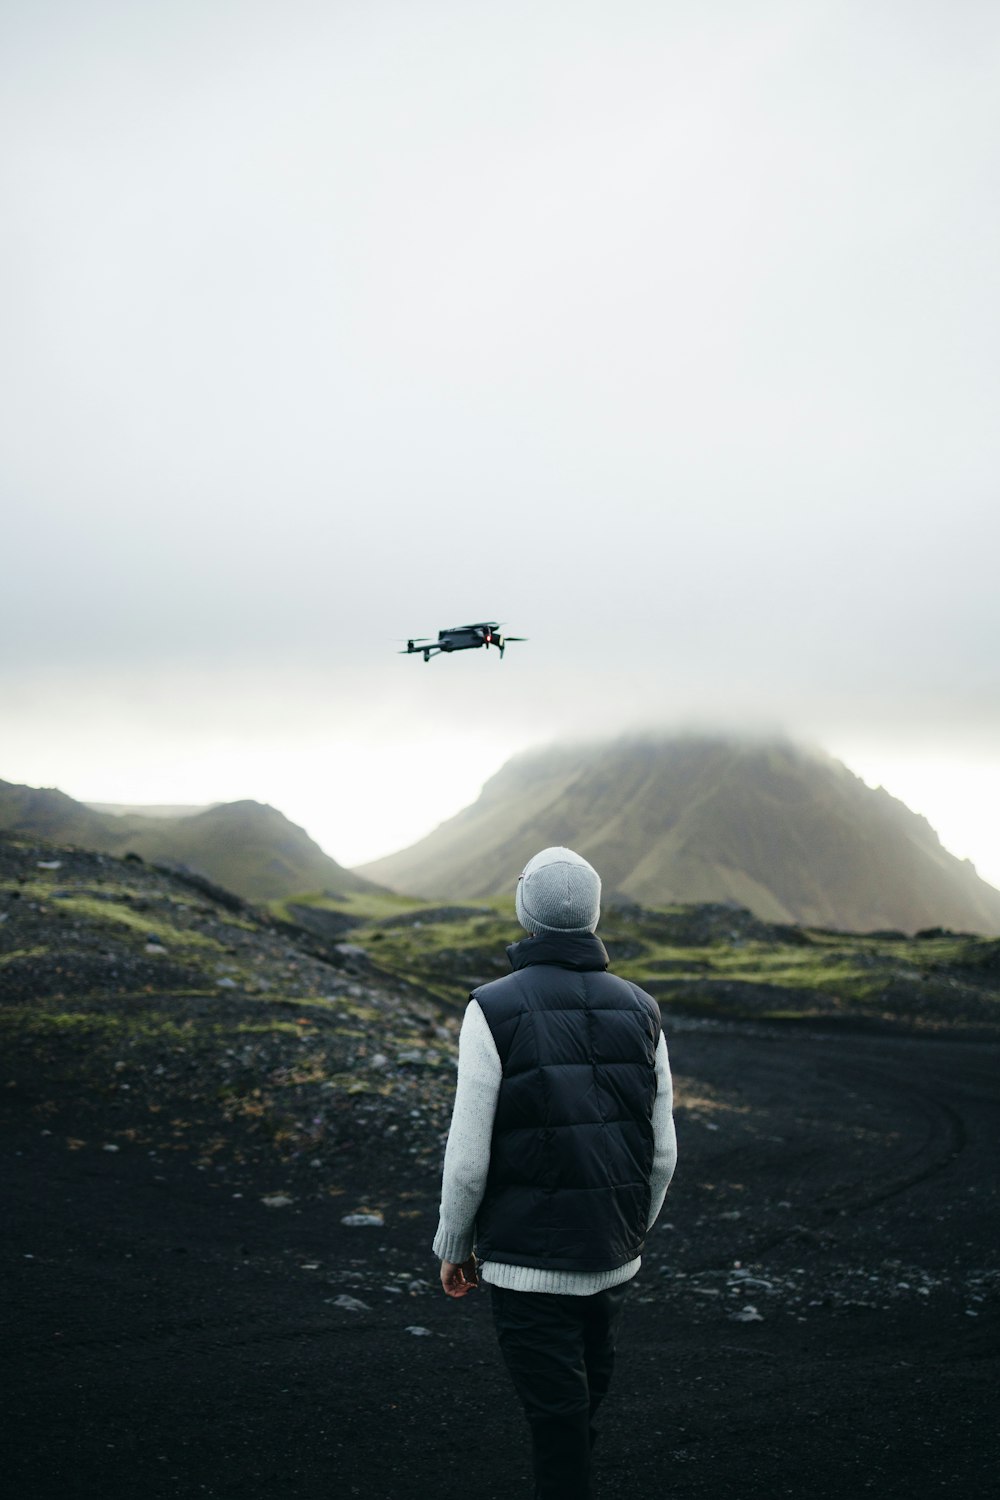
[47,894,223,950]
[326,999,381,1022]
[612,927,933,1008]
[351,914,513,987]
[0,880,53,901]
[233,1021,303,1036]
[358,907,965,1022]
[269,888,430,923]
[0,1008,207,1041]
[0,945,49,965]
[0,1010,126,1035]
[759,1009,819,1021]
[323,1072,394,1096]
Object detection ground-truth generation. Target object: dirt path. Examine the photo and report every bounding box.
[4,1023,997,1499]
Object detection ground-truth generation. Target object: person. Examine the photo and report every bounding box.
[433,846,677,1500]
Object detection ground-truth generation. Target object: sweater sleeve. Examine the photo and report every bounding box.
[646,1031,677,1229]
[432,999,501,1264]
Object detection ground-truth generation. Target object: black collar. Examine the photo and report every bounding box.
[506,931,610,973]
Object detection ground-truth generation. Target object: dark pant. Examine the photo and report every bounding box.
[489,1280,630,1500]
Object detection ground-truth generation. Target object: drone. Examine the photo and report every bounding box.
[400,621,526,662]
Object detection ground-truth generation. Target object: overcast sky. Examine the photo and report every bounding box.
[2,0,998,883]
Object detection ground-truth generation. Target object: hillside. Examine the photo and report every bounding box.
[357,735,1000,935]
[5,825,998,1037]
[0,779,374,903]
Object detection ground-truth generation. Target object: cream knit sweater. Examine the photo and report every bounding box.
[433,998,677,1295]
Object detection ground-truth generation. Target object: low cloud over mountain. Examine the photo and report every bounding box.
[357,735,1000,936]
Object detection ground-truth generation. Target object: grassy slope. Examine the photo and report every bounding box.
[3,820,997,1057]
[0,834,462,1181]
[287,888,1000,1035]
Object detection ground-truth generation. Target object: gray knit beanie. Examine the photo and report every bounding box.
[515,846,602,935]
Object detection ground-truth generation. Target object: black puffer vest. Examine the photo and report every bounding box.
[473,931,661,1272]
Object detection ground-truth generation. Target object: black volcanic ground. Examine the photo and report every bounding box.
[2,835,998,1499]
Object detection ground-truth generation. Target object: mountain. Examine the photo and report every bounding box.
[0,779,375,903]
[356,735,1000,935]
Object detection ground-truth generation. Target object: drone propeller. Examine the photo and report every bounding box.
[495,631,527,659]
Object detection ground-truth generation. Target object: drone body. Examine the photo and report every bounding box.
[400,621,526,662]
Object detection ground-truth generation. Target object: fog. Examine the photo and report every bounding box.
[2,1,997,878]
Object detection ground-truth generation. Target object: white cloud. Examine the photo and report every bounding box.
[1,1,997,879]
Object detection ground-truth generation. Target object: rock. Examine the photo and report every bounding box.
[261,1194,294,1209]
[285,905,364,942]
[332,1294,371,1313]
[36,860,62,870]
[405,1326,433,1337]
[341,1211,384,1227]
[730,1304,763,1322]
[145,942,168,955]
[102,1143,120,1153]
[370,1053,389,1070]
[216,977,237,989]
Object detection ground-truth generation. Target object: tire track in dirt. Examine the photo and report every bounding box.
[810,1056,966,1217]
[673,1027,992,1262]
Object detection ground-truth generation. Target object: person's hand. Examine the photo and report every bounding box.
[440,1256,479,1298]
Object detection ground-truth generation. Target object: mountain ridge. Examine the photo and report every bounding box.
[0,779,376,903]
[356,734,1000,935]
